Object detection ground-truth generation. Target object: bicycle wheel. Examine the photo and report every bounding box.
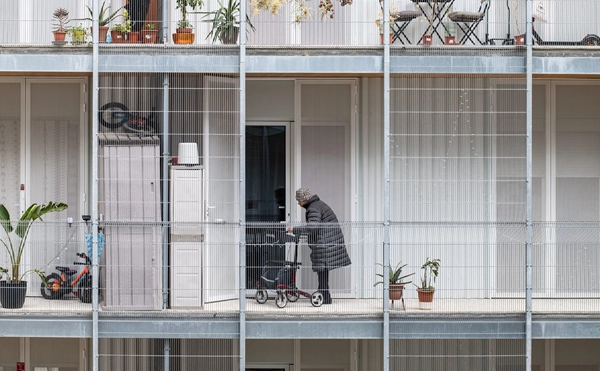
[77,276,92,303]
[40,273,63,300]
[99,102,129,129]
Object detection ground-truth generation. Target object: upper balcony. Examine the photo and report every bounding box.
[2,0,600,49]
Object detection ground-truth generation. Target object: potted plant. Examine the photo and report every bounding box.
[374,261,414,307]
[68,23,89,43]
[141,23,158,44]
[174,0,204,44]
[110,23,129,44]
[0,202,68,309]
[202,0,255,44]
[78,0,123,42]
[52,7,70,42]
[121,9,140,43]
[414,257,441,307]
[375,1,395,45]
[444,21,457,45]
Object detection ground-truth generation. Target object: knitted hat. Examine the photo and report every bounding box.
[295,187,313,202]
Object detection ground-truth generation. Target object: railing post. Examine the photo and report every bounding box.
[383,0,391,367]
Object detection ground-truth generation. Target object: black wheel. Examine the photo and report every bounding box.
[122,117,157,135]
[286,289,299,302]
[582,34,600,46]
[99,102,129,129]
[310,291,323,307]
[40,273,63,300]
[77,276,92,303]
[255,289,268,304]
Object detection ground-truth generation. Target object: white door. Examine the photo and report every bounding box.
[203,76,240,303]
[294,80,356,298]
[0,78,86,295]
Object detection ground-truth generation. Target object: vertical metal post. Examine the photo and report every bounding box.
[525,0,533,370]
[162,73,170,309]
[383,0,391,369]
[91,0,100,370]
[239,0,247,369]
[164,338,170,371]
[161,0,168,43]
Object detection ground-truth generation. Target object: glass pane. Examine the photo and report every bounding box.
[246,126,287,222]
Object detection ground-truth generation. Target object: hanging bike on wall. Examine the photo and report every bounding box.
[98,102,158,135]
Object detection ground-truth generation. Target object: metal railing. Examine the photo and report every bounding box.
[2,221,599,316]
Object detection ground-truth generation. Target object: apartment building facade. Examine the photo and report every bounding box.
[1,0,600,369]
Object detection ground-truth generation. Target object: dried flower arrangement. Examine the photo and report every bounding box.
[250,0,352,23]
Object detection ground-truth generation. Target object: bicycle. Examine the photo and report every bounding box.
[98,102,158,135]
[40,252,93,303]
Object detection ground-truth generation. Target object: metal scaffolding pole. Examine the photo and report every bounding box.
[240,0,247,368]
[526,0,533,370]
[383,0,391,369]
[91,0,100,369]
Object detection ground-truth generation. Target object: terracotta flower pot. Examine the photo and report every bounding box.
[515,34,526,45]
[389,283,405,301]
[127,31,140,43]
[416,288,435,303]
[173,32,195,44]
[142,29,158,44]
[422,35,433,45]
[445,36,457,45]
[379,33,393,45]
[53,31,67,42]
[111,30,125,43]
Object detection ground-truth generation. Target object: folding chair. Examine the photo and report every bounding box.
[447,0,489,45]
[391,10,422,44]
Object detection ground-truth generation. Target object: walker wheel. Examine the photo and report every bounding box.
[275,291,288,308]
[310,291,324,307]
[255,289,268,304]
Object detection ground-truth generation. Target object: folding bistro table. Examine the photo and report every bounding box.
[411,0,455,44]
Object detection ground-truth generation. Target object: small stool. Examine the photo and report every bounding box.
[391,10,422,44]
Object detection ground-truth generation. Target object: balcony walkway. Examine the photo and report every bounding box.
[3,296,598,316]
[2,296,599,339]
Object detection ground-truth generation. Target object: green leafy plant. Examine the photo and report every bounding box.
[68,23,89,43]
[110,23,128,33]
[414,257,441,291]
[176,0,204,30]
[374,261,414,286]
[79,1,123,26]
[145,23,156,30]
[52,8,70,33]
[202,0,255,44]
[0,202,68,283]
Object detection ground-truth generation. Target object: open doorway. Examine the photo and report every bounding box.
[245,122,291,289]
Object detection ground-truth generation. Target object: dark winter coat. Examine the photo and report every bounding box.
[295,195,351,272]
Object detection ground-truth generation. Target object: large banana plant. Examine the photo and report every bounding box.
[0,202,68,283]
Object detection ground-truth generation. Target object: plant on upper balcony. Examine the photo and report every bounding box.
[176,0,204,31]
[0,202,68,284]
[250,0,352,23]
[142,23,159,44]
[413,257,440,305]
[174,0,204,44]
[68,23,89,43]
[374,261,414,308]
[80,1,123,27]
[202,0,255,44]
[52,7,70,42]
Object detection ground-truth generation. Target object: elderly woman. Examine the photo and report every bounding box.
[287,187,351,304]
